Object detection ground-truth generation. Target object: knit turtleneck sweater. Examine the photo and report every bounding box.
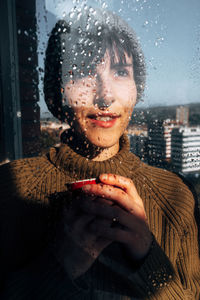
[0,135,200,299]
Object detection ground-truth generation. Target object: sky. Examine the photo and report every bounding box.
[36,0,200,113]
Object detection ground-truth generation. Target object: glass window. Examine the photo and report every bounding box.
[36,0,200,206]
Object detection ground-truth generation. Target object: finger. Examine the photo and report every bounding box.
[89,217,151,256]
[82,183,134,213]
[77,194,113,205]
[82,179,146,217]
[73,193,97,205]
[81,199,148,232]
[80,199,131,226]
[99,174,137,196]
[99,174,145,210]
[95,197,113,206]
[89,217,129,244]
[65,213,95,234]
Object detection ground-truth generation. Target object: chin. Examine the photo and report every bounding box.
[88,136,120,149]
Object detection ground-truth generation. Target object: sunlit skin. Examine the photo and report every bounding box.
[64,51,137,161]
[57,50,152,279]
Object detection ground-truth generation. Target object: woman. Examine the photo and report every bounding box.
[1,7,200,299]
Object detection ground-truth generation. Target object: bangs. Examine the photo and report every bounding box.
[62,27,134,81]
[102,29,133,66]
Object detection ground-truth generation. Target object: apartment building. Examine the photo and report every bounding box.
[171,126,200,173]
[176,106,189,125]
[127,125,148,161]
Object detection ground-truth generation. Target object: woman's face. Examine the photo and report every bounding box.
[64,50,137,149]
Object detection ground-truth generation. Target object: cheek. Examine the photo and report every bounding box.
[65,86,94,107]
[118,108,132,129]
[129,85,137,103]
[116,84,137,105]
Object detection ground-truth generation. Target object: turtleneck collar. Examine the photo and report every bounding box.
[48,131,140,181]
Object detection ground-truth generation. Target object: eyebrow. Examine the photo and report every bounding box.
[111,62,133,68]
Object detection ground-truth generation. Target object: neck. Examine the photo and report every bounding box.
[92,142,119,161]
[60,129,120,161]
[49,133,138,181]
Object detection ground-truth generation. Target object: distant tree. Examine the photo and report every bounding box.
[189,113,200,125]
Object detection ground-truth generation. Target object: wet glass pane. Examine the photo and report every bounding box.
[0,0,200,298]
[36,0,200,204]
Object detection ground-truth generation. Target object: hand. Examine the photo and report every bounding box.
[53,194,112,279]
[81,174,152,261]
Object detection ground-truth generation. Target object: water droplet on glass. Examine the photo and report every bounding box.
[17,111,21,118]
[69,12,75,18]
[102,2,107,9]
[77,12,82,20]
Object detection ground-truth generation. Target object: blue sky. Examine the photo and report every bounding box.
[36,0,200,112]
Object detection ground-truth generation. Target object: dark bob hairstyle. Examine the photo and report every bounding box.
[44,8,146,122]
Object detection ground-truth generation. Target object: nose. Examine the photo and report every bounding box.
[93,74,115,110]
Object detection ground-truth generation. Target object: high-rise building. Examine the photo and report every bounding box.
[128,134,148,162]
[147,119,180,165]
[163,120,180,160]
[176,106,189,125]
[171,126,200,174]
[127,125,148,162]
[148,120,166,165]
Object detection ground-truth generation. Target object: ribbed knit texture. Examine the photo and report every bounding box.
[0,134,200,299]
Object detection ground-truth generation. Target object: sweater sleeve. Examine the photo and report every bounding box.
[98,179,200,299]
[0,247,90,300]
[99,235,177,298]
[100,228,200,299]
[134,215,200,300]
[0,160,89,299]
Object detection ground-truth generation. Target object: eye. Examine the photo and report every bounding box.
[114,69,129,77]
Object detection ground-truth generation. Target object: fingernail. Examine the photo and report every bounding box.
[82,184,91,191]
[101,174,107,180]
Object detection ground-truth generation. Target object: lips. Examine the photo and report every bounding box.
[87,112,120,128]
[87,112,120,120]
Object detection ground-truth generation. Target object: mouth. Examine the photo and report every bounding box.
[87,113,120,128]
